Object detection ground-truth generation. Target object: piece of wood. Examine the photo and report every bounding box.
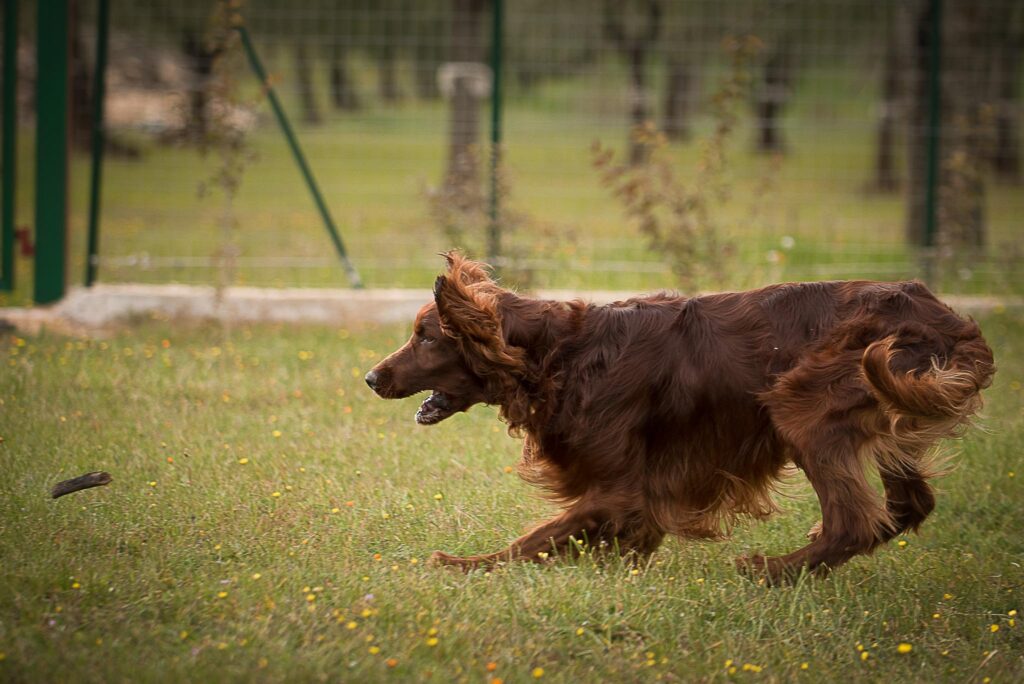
[51,471,112,499]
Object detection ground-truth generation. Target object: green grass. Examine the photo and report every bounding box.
[1,310,1022,682]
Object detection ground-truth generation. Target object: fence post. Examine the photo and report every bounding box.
[922,0,943,280]
[1,0,17,292]
[34,0,70,304]
[234,21,363,289]
[486,0,504,266]
[85,0,110,287]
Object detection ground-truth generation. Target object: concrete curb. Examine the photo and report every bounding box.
[1,284,1021,334]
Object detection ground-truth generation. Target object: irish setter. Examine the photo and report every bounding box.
[365,253,994,583]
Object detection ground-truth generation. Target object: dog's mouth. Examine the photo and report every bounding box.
[415,391,457,425]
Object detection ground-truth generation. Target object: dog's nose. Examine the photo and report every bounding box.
[364,370,380,391]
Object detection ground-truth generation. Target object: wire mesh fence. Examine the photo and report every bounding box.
[6,0,1024,294]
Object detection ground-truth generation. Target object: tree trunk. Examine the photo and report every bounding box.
[627,46,651,165]
[602,0,661,166]
[444,0,486,188]
[904,0,990,249]
[294,42,321,125]
[414,36,441,100]
[903,0,936,247]
[330,43,360,111]
[991,36,1022,182]
[871,26,900,192]
[662,58,693,142]
[377,46,401,103]
[69,0,92,149]
[181,29,220,143]
[941,0,990,248]
[754,47,791,153]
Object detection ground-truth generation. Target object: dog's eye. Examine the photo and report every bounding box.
[418,335,435,345]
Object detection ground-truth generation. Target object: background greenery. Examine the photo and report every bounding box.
[4,0,1022,302]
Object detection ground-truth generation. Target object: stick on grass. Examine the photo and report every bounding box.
[51,472,113,499]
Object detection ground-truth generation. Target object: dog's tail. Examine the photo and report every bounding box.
[861,329,994,463]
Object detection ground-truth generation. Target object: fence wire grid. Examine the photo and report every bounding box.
[4,0,1024,294]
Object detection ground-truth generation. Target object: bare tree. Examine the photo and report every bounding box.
[603,0,662,165]
[904,0,996,249]
[69,0,93,148]
[663,57,695,142]
[294,41,321,125]
[181,28,223,142]
[373,0,405,103]
[870,22,901,192]
[413,2,445,100]
[753,40,794,154]
[329,42,361,111]
[990,7,1023,183]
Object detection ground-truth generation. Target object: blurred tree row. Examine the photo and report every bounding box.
[43,0,1024,250]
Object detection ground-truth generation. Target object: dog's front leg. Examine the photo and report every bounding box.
[429,507,605,571]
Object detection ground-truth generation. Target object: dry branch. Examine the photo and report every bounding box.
[51,472,113,499]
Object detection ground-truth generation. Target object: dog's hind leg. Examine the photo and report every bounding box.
[737,428,895,585]
[878,456,936,539]
[804,449,935,544]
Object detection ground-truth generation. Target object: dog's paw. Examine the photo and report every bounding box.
[806,520,823,541]
[735,553,804,587]
[428,550,481,572]
[427,550,461,567]
[735,553,768,581]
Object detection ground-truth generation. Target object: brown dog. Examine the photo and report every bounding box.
[365,253,994,583]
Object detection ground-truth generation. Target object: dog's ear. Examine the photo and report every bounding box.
[433,262,528,388]
[433,270,500,345]
[441,250,492,285]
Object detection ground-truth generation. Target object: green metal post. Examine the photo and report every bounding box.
[34,0,70,304]
[1,0,17,291]
[234,22,362,288]
[487,0,504,265]
[85,0,110,287]
[923,0,943,252]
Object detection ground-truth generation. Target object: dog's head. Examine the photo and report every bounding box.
[365,252,529,425]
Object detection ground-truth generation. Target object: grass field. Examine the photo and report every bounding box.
[1,306,1022,682]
